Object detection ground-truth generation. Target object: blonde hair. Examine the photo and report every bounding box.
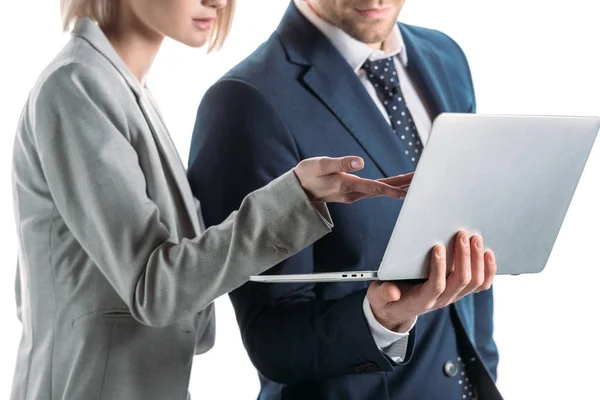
[208,0,236,52]
[60,0,236,51]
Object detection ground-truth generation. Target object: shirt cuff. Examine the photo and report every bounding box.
[362,295,416,363]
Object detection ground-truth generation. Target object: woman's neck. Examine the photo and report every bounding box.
[102,10,164,86]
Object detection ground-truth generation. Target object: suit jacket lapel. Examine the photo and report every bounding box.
[277,6,462,177]
[138,93,202,232]
[72,18,201,232]
[278,5,414,177]
[400,24,454,116]
[302,60,415,177]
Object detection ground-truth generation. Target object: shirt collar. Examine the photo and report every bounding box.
[294,0,408,72]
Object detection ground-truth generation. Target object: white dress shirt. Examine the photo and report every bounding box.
[296,0,432,363]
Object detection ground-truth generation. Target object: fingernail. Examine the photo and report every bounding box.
[475,237,482,250]
[489,252,495,263]
[351,159,362,169]
[461,234,469,245]
[435,247,443,258]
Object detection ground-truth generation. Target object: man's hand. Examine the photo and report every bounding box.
[367,230,496,332]
[294,156,413,203]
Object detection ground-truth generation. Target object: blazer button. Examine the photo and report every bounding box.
[443,360,459,377]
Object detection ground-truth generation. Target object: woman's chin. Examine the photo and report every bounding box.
[184,37,207,49]
[188,39,208,49]
[175,32,209,49]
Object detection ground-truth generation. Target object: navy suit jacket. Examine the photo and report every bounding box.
[189,4,501,399]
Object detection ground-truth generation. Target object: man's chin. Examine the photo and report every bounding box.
[343,21,397,45]
[352,30,391,46]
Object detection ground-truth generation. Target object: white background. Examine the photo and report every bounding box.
[1,1,599,399]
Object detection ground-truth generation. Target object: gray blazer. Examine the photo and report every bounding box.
[10,18,332,400]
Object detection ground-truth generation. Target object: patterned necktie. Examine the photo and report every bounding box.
[362,57,423,166]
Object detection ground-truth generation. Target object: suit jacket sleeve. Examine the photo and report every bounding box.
[189,79,412,385]
[194,303,216,355]
[473,288,499,381]
[29,64,332,328]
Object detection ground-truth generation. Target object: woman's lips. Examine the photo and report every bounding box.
[193,18,215,31]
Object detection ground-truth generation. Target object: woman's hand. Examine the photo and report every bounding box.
[293,156,413,204]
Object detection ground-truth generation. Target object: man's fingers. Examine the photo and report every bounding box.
[316,156,364,175]
[468,235,485,289]
[438,231,471,302]
[367,281,402,310]
[452,234,484,300]
[422,244,447,299]
[476,251,496,292]
[454,231,472,287]
[367,282,386,310]
[381,282,402,302]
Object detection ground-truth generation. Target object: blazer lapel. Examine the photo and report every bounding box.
[452,299,475,341]
[399,24,455,116]
[72,18,201,232]
[278,6,414,178]
[138,93,202,232]
[302,62,415,177]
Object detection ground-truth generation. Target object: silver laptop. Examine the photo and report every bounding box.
[250,113,600,283]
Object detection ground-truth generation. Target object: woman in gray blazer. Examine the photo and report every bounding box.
[10,0,412,399]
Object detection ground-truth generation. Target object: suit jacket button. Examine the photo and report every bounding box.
[443,360,459,377]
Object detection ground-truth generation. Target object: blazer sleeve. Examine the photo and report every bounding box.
[194,303,216,355]
[188,79,405,385]
[29,64,332,328]
[473,287,499,381]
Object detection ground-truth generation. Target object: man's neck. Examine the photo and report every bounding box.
[367,41,385,51]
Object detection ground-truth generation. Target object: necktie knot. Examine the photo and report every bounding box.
[362,56,423,166]
[362,57,401,96]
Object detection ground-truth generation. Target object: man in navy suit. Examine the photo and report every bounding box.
[188,1,503,399]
